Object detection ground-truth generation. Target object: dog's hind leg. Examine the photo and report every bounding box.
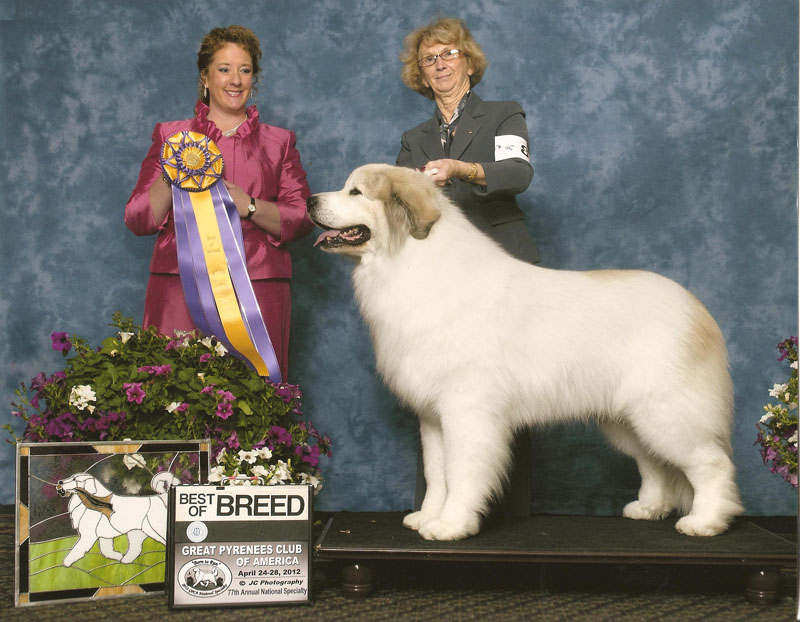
[672,447,743,536]
[619,399,743,536]
[98,537,123,561]
[417,405,512,541]
[120,529,147,563]
[599,419,692,520]
[403,416,447,531]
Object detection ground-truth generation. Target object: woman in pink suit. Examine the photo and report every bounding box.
[125,25,313,380]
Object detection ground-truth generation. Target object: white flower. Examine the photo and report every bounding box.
[238,449,258,464]
[760,413,773,424]
[251,464,270,480]
[792,361,798,370]
[123,453,146,470]
[215,449,227,465]
[769,383,788,399]
[166,401,182,414]
[298,472,321,489]
[789,431,798,446]
[119,331,134,344]
[197,372,205,382]
[257,447,273,460]
[69,384,96,410]
[272,460,291,482]
[208,465,225,483]
[199,336,227,355]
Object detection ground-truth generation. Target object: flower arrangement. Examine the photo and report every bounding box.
[6,312,331,489]
[756,336,798,487]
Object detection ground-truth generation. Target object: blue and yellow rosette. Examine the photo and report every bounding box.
[161,130,281,382]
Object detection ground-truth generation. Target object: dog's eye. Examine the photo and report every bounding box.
[349,188,362,196]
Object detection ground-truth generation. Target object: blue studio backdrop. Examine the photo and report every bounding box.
[1,0,797,516]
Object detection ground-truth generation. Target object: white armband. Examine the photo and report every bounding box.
[494,135,530,162]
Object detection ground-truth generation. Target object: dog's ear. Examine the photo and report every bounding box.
[385,167,441,239]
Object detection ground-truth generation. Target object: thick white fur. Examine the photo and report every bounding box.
[57,471,178,566]
[308,164,743,541]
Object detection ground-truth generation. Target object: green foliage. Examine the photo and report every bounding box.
[8,313,331,488]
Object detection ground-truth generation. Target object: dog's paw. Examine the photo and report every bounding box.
[402,511,433,531]
[623,500,671,521]
[675,514,728,536]
[417,518,479,541]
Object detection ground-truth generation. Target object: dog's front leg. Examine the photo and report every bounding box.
[418,408,511,541]
[403,416,447,531]
[63,512,103,567]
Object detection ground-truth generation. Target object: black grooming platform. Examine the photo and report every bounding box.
[314,512,796,604]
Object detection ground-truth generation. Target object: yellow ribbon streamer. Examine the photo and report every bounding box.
[188,190,271,377]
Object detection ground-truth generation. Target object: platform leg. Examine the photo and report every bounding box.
[340,563,374,597]
[744,569,783,605]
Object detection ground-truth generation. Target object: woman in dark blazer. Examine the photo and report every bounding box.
[397,17,537,517]
[396,17,539,263]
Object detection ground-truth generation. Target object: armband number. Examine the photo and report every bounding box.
[494,135,529,162]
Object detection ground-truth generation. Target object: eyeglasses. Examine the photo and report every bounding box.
[417,49,462,67]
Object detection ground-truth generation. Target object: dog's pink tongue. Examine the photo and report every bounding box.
[314,229,341,247]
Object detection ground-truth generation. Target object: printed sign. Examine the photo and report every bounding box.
[167,484,313,608]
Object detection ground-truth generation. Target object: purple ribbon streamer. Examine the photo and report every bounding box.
[171,184,281,382]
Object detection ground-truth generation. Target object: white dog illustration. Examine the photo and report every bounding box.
[307,164,744,541]
[186,565,221,589]
[57,471,179,566]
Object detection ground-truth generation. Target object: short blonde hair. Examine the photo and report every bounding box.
[400,17,488,100]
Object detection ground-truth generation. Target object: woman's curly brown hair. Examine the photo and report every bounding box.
[197,25,262,103]
[400,17,488,100]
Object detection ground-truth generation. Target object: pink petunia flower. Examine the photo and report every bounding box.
[138,364,172,376]
[123,382,146,404]
[216,402,233,420]
[50,332,72,353]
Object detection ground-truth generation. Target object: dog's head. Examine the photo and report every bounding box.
[57,473,92,497]
[307,164,441,256]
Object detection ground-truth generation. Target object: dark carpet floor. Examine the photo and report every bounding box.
[2,507,796,621]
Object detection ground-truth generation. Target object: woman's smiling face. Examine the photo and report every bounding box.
[203,42,253,116]
[418,40,472,100]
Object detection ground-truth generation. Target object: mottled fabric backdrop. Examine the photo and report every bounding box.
[1,0,796,516]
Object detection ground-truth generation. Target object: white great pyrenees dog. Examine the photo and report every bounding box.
[307,164,743,541]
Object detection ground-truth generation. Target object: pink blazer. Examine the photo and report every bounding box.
[125,101,313,280]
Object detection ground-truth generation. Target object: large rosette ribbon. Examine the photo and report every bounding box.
[161,130,281,382]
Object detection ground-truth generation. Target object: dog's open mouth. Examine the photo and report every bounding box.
[314,225,371,248]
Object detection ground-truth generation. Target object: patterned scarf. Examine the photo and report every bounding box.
[437,91,470,157]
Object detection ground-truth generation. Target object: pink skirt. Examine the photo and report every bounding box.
[143,274,292,380]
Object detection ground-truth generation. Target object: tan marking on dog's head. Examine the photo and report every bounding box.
[310,164,442,256]
[356,165,441,242]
